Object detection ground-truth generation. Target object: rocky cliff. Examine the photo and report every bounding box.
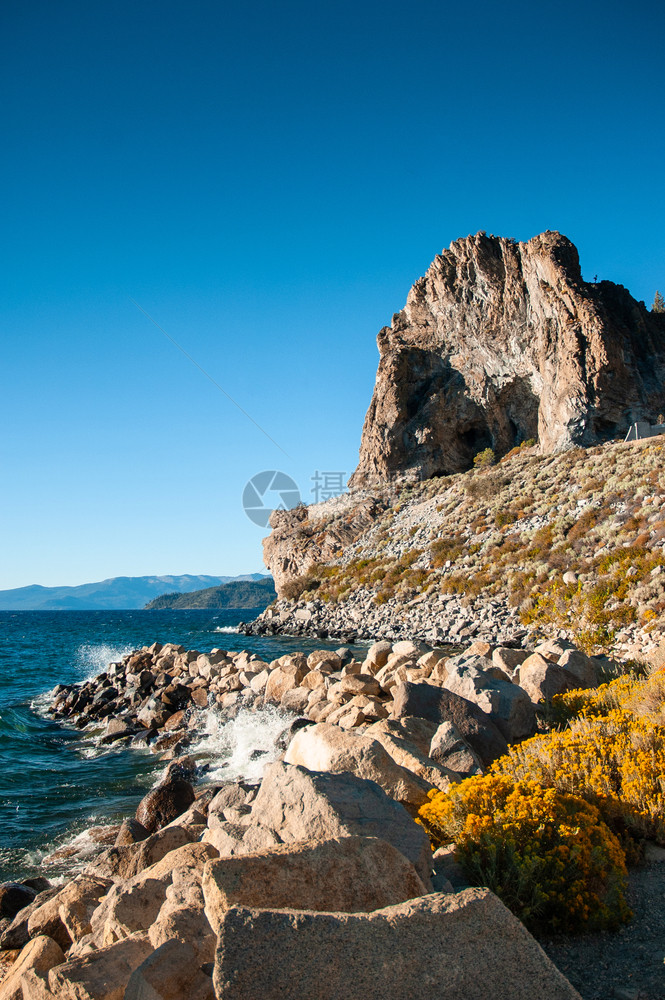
[350,231,665,485]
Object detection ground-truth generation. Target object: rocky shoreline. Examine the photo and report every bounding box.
[239,589,530,646]
[0,631,615,999]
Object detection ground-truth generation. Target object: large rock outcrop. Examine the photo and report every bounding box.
[350,231,665,485]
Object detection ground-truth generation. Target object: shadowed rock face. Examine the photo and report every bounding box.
[350,231,665,485]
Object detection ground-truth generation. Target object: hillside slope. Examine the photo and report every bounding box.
[145,577,276,609]
[253,439,665,658]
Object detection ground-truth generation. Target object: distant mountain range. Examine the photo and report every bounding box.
[0,574,270,611]
[144,577,276,610]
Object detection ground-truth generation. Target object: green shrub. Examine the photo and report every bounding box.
[473,447,496,469]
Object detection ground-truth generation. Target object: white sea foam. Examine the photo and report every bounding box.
[76,642,132,681]
[188,704,294,784]
[213,626,240,634]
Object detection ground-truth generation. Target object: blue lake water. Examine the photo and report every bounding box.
[0,609,352,881]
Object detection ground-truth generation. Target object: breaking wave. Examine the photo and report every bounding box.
[189,704,295,784]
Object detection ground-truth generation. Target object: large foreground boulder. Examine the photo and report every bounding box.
[236,762,433,885]
[283,723,435,814]
[212,890,581,1000]
[391,683,508,764]
[202,836,426,932]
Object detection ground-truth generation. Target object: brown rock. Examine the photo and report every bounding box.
[364,641,392,670]
[191,687,210,709]
[492,647,530,675]
[55,876,113,944]
[338,674,381,697]
[0,885,35,921]
[135,779,195,833]
[0,935,64,1000]
[534,638,577,662]
[27,892,73,952]
[301,669,327,690]
[306,650,342,672]
[429,721,483,777]
[280,686,310,713]
[125,939,214,1000]
[202,836,426,933]
[86,825,196,880]
[114,819,149,847]
[89,843,218,950]
[557,648,599,688]
[365,718,455,790]
[442,659,536,742]
[48,931,153,1000]
[163,709,186,730]
[264,667,306,704]
[212,890,582,1000]
[349,231,665,486]
[519,653,579,704]
[0,887,61,952]
[148,880,215,963]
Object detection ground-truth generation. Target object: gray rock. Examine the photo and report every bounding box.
[443,661,536,742]
[392,682,508,765]
[429,721,483,777]
[240,761,433,885]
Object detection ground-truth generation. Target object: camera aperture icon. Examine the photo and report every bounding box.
[242,470,301,527]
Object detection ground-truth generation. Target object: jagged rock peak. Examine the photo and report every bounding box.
[349,230,665,486]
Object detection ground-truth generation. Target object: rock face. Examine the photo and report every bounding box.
[234,762,433,885]
[212,890,582,1000]
[202,836,426,928]
[264,494,387,596]
[350,231,665,485]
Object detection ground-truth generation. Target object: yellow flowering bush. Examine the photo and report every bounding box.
[550,675,636,724]
[418,775,630,935]
[493,710,665,850]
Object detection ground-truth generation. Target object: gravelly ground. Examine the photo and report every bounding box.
[541,854,665,1000]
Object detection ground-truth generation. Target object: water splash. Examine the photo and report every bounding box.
[189,703,295,784]
[213,625,240,634]
[75,642,133,681]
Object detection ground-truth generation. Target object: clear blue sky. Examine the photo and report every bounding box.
[1,0,663,589]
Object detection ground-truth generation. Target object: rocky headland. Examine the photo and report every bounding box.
[253,232,665,666]
[351,230,665,485]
